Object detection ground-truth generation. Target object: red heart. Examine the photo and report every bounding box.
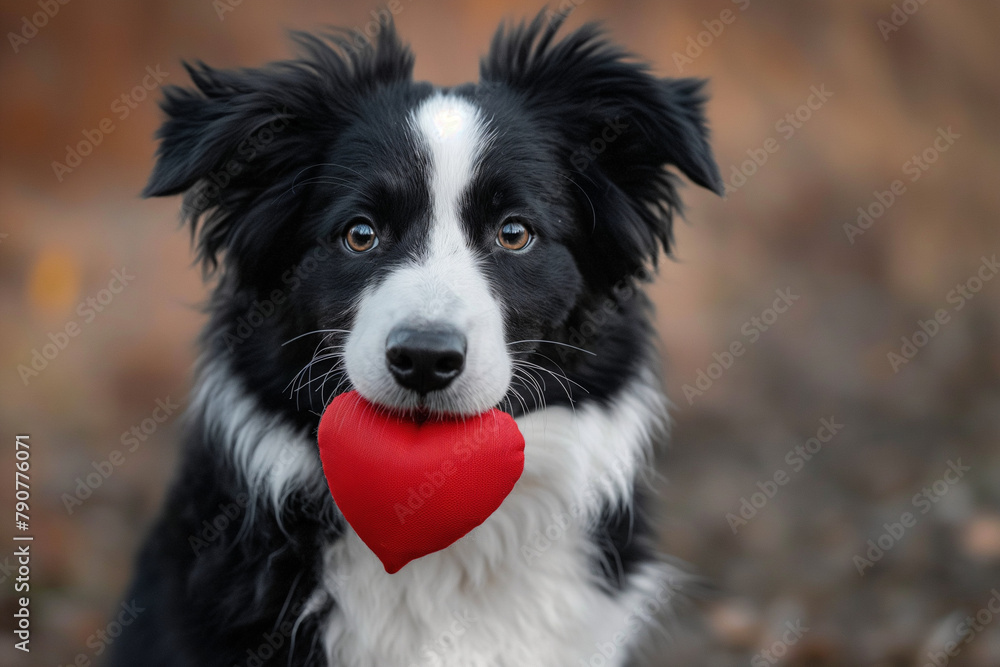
[317,390,525,573]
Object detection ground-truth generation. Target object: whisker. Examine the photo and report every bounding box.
[559,172,597,233]
[293,354,345,390]
[282,329,350,347]
[512,360,581,414]
[277,162,376,204]
[506,371,532,414]
[512,367,546,413]
[318,360,350,404]
[284,347,343,398]
[515,359,588,393]
[507,339,597,356]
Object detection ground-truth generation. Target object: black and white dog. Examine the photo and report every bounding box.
[113,12,721,666]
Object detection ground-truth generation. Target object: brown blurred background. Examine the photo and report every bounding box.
[1,0,999,665]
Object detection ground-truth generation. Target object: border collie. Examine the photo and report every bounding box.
[112,11,721,666]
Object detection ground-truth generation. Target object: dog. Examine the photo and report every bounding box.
[112,11,721,666]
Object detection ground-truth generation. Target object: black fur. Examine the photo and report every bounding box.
[113,12,719,665]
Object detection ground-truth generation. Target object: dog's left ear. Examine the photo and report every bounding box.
[144,27,415,276]
[481,13,723,286]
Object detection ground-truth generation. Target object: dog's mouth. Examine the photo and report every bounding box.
[411,403,431,424]
[354,386,507,423]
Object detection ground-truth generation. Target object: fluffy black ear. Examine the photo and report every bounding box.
[145,25,414,275]
[481,13,722,285]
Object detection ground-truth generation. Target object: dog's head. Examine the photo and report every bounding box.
[145,14,721,418]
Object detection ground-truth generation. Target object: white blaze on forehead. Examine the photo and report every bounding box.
[412,94,487,256]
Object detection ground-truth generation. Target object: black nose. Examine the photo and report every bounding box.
[386,326,466,395]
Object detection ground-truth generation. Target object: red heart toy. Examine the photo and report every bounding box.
[317,390,525,573]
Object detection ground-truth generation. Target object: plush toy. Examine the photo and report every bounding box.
[317,391,525,573]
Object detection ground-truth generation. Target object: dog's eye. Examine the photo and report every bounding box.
[344,220,378,253]
[496,219,532,251]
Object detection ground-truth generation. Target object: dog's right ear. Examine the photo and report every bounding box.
[481,12,722,290]
[144,26,414,274]
[142,65,294,200]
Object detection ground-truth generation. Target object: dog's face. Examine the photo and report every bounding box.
[335,95,553,415]
[145,16,721,417]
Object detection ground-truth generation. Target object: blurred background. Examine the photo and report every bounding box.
[1,0,999,664]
